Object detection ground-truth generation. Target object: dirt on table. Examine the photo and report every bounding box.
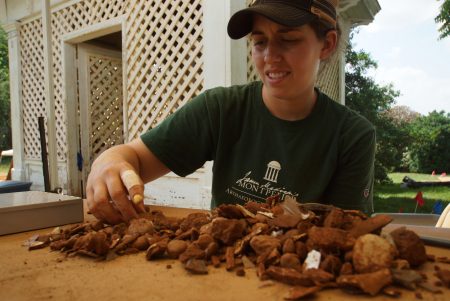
[20,197,450,300]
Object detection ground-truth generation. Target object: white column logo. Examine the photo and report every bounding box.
[263,161,281,183]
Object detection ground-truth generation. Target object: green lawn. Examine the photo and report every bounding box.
[0,157,11,175]
[374,173,450,213]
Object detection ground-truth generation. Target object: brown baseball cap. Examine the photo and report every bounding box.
[227,0,338,39]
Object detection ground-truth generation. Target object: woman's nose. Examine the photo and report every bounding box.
[264,42,282,63]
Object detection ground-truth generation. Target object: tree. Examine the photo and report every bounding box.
[408,111,450,173]
[436,0,450,39]
[345,35,402,183]
[384,106,420,125]
[0,27,11,151]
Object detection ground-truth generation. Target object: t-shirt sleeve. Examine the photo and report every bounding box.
[322,117,376,214]
[140,92,217,177]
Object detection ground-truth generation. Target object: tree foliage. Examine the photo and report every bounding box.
[344,37,402,183]
[436,0,450,39]
[407,111,450,173]
[0,27,11,151]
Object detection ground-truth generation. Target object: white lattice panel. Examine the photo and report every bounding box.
[88,55,124,160]
[19,19,46,160]
[19,0,125,162]
[126,0,204,138]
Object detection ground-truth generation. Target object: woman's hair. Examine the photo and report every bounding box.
[309,19,341,42]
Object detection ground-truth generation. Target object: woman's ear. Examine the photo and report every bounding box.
[320,30,338,60]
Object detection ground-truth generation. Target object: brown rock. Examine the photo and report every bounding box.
[337,268,392,296]
[353,234,397,273]
[249,235,281,256]
[127,218,154,236]
[280,253,301,269]
[390,227,427,267]
[306,226,355,252]
[349,215,393,238]
[185,259,208,274]
[179,243,205,263]
[166,239,188,259]
[323,208,345,228]
[211,218,247,245]
[320,255,342,276]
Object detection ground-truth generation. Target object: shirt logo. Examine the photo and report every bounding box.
[263,161,281,183]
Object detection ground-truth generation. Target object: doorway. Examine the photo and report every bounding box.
[77,34,124,196]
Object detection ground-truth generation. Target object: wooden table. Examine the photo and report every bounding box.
[1,204,449,301]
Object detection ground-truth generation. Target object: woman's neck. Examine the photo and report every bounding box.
[262,87,318,121]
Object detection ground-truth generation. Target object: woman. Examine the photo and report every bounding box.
[86,0,375,225]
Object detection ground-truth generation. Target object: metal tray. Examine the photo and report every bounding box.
[0,191,83,235]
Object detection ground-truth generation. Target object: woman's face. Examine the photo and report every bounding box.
[251,15,335,102]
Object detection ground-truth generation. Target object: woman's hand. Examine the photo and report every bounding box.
[86,145,145,224]
[86,139,170,225]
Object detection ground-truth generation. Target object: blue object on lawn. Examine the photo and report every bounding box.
[432,200,444,215]
[0,181,33,194]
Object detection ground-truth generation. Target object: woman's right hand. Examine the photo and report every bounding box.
[86,139,170,225]
[86,145,145,225]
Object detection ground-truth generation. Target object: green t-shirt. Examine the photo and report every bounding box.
[141,81,375,213]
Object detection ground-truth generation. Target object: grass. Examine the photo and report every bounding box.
[374,172,450,213]
[0,157,11,176]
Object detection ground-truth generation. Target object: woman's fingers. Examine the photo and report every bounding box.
[120,169,144,205]
[86,185,123,225]
[105,173,138,222]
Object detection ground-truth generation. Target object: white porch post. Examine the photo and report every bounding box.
[4,22,25,181]
[203,0,247,89]
[198,0,247,206]
[41,0,58,190]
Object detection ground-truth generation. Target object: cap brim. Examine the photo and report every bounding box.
[227,4,317,40]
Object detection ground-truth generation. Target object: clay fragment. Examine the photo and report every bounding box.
[337,268,392,296]
[146,238,168,260]
[266,266,313,286]
[225,246,235,271]
[306,226,354,252]
[194,234,215,249]
[211,218,247,245]
[269,214,302,229]
[131,235,150,250]
[284,286,321,300]
[166,239,188,259]
[127,218,154,236]
[282,238,296,254]
[294,241,308,262]
[323,208,345,228]
[349,215,393,238]
[217,204,244,219]
[250,235,280,256]
[320,255,342,276]
[205,241,219,259]
[185,259,208,274]
[280,253,301,270]
[179,212,211,232]
[244,201,270,214]
[390,227,427,267]
[178,243,205,263]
